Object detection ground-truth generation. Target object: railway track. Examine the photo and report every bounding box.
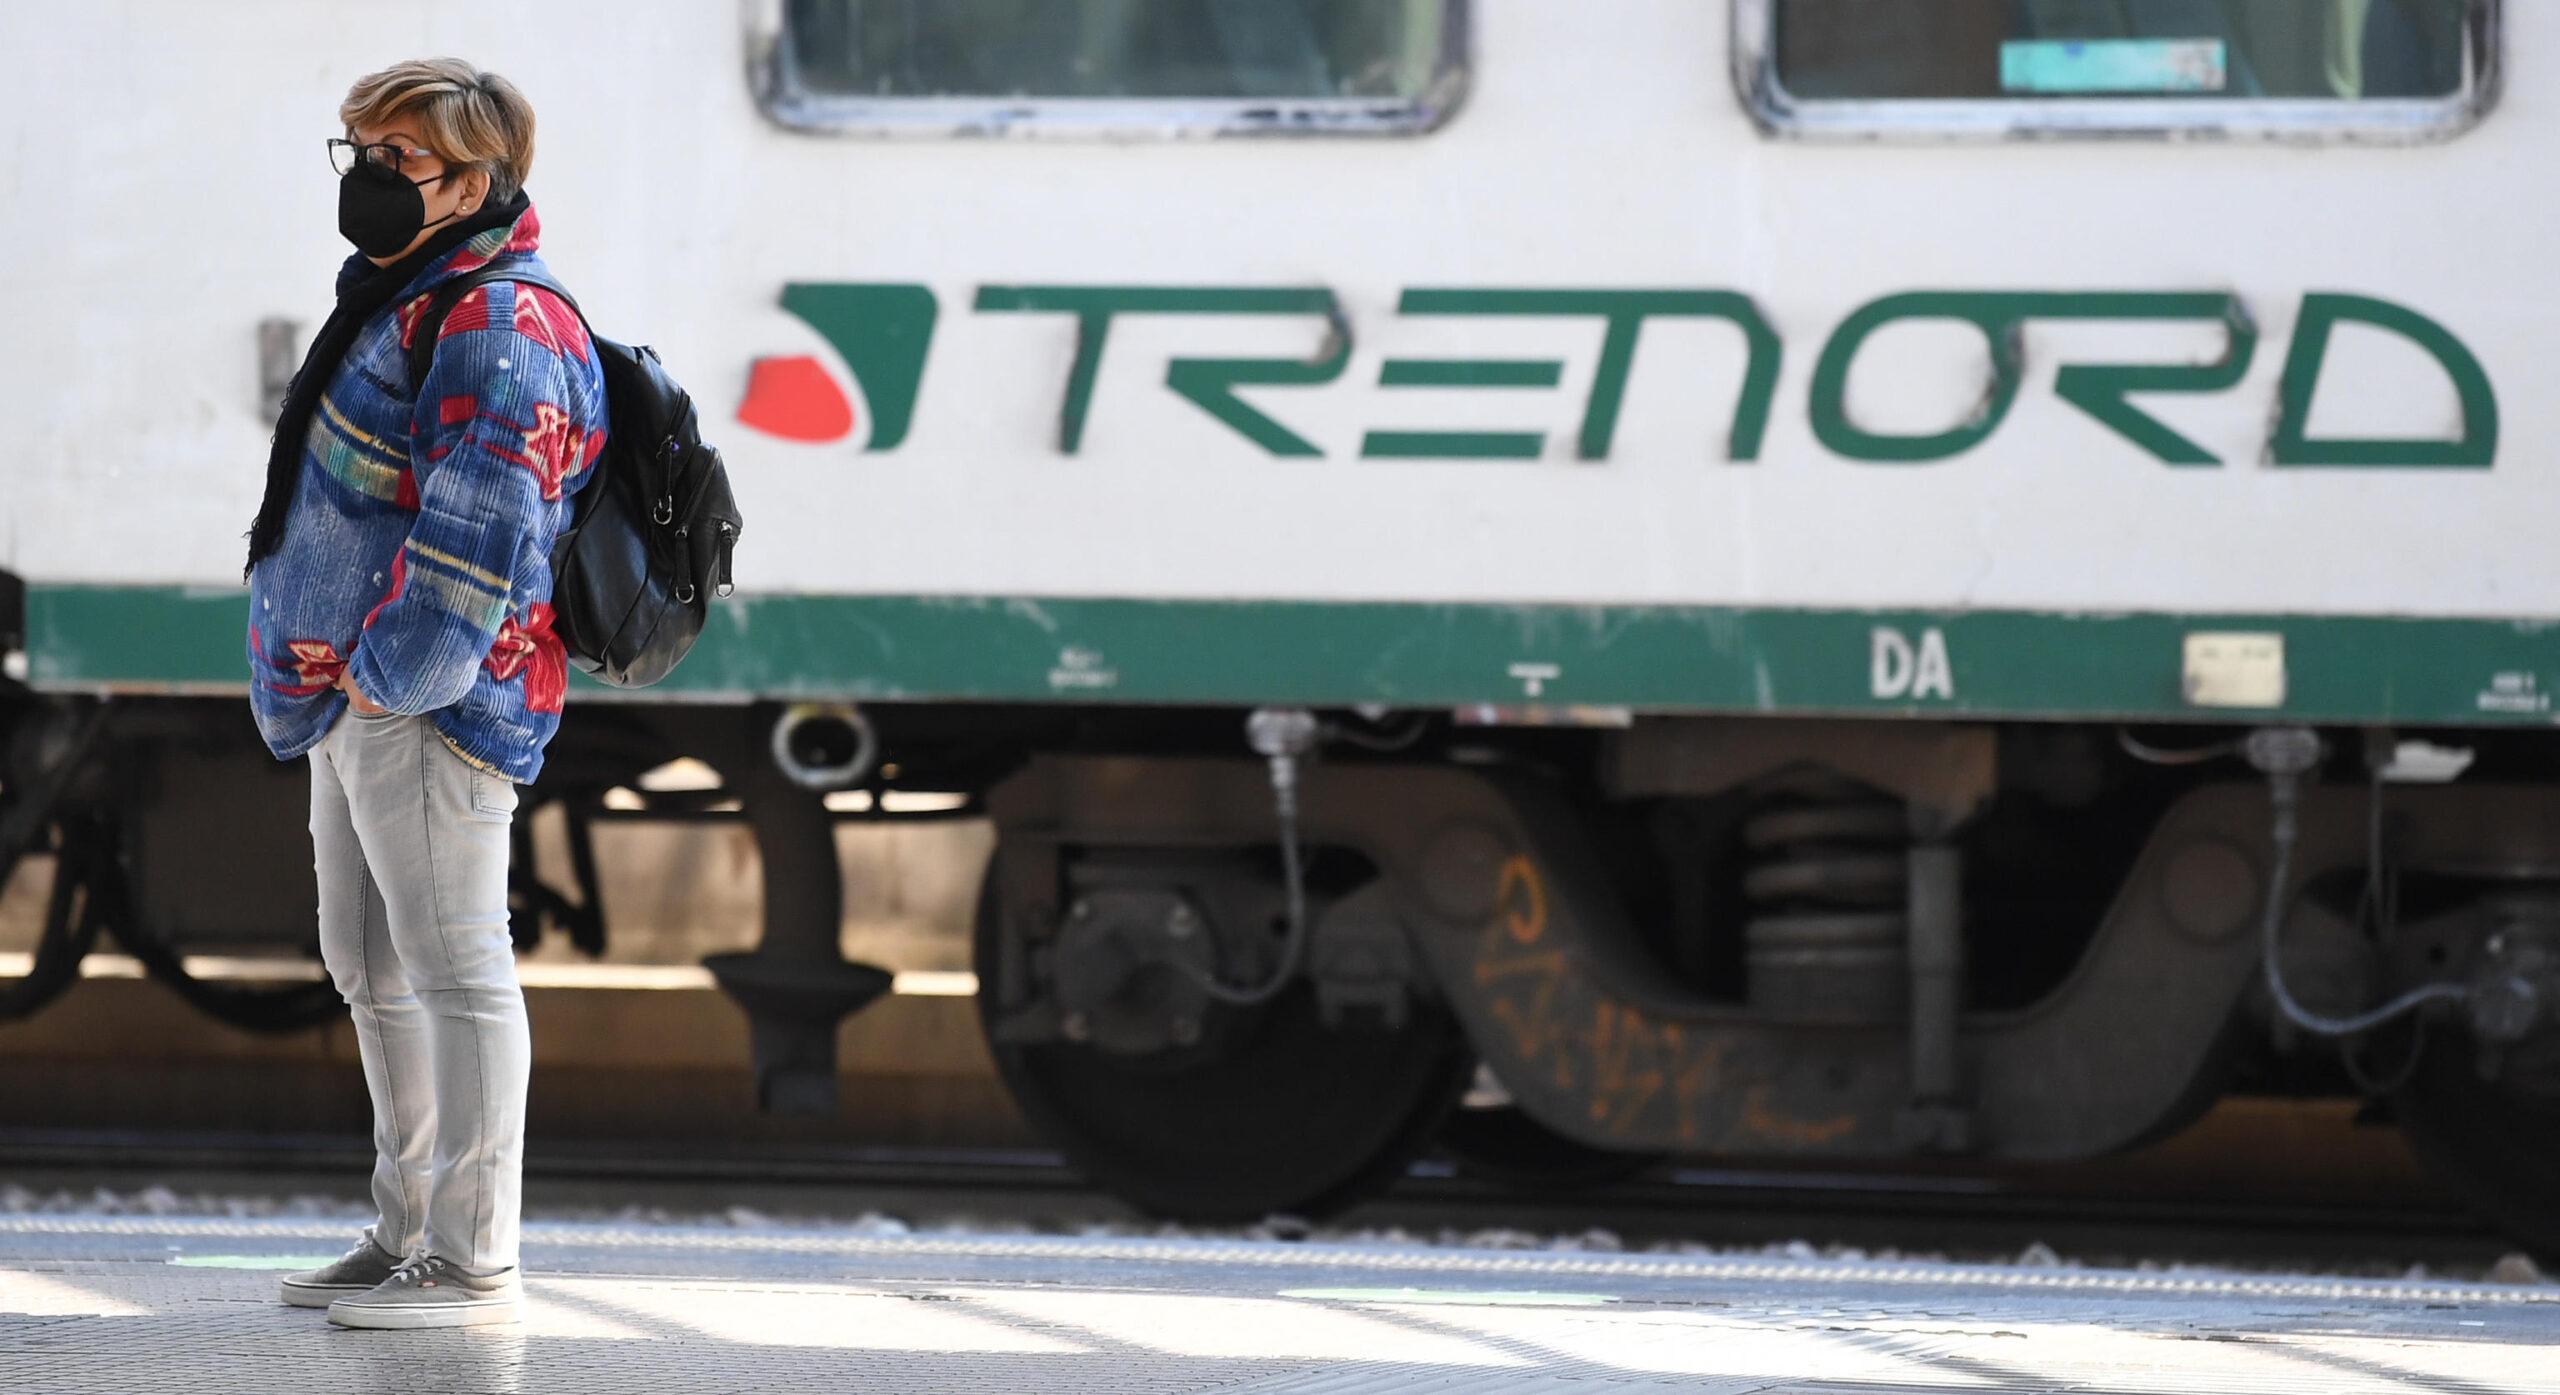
[0,1126,2516,1280]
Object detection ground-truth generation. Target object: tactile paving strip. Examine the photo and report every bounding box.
[2,1213,2549,1306]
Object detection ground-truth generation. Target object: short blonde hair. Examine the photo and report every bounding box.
[340,58,535,202]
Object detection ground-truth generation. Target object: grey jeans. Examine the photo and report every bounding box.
[310,708,527,1273]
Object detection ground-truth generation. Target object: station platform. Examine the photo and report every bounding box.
[0,1211,2551,1394]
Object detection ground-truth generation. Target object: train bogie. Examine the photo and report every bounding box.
[963,717,2559,1233]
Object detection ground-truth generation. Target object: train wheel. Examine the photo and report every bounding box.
[973,859,1472,1223]
[2396,1029,2560,1264]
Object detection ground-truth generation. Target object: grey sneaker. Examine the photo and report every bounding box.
[326,1254,522,1330]
[278,1235,404,1308]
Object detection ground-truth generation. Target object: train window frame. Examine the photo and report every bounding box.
[745,0,1472,139]
[1732,0,2502,143]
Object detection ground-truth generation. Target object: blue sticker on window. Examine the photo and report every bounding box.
[2000,39,2228,95]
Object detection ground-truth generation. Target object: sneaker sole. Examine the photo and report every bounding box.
[327,1296,521,1330]
[279,1280,380,1309]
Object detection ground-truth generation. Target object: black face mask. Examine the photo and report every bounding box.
[338,158,460,258]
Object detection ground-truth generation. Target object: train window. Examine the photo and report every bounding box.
[753,0,1468,137]
[1736,0,2497,140]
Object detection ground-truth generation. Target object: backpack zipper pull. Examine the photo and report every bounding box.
[652,437,682,526]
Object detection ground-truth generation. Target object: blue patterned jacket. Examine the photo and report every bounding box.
[246,203,606,782]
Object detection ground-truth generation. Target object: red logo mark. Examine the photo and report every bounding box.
[737,355,855,443]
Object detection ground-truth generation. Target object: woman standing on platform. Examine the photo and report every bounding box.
[242,57,607,1330]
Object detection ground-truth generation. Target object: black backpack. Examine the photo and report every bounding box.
[406,261,740,688]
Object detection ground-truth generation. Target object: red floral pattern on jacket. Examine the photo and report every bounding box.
[481,604,567,715]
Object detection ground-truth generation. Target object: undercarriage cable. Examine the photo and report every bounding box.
[0,822,100,1023]
[2244,727,2471,1039]
[3,706,341,1032]
[2337,1013,2431,1094]
[2117,727,2241,767]
[79,812,346,1034]
[0,704,110,1022]
[1321,710,1429,753]
[1182,708,1320,1007]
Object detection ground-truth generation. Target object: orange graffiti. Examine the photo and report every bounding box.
[1740,1085,1859,1148]
[1670,1041,1727,1147]
[1473,944,1568,987]
[1496,854,1548,945]
[1486,967,1569,1066]
[1586,1003,1667,1135]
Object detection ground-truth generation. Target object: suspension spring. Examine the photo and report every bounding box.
[1741,778,1912,1022]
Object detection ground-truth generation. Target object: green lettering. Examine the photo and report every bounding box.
[974,286,1348,455]
[1361,357,1567,460]
[2271,294,2497,469]
[1385,290,1781,462]
[1811,292,2256,465]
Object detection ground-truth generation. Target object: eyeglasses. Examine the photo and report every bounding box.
[327,138,437,176]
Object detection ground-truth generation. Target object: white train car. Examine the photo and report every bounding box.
[3,1,2556,1246]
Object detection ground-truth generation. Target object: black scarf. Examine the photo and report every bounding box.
[242,191,531,580]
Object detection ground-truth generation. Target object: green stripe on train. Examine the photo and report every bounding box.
[20,584,2559,726]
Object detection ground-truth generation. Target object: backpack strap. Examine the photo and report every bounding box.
[403,260,588,393]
